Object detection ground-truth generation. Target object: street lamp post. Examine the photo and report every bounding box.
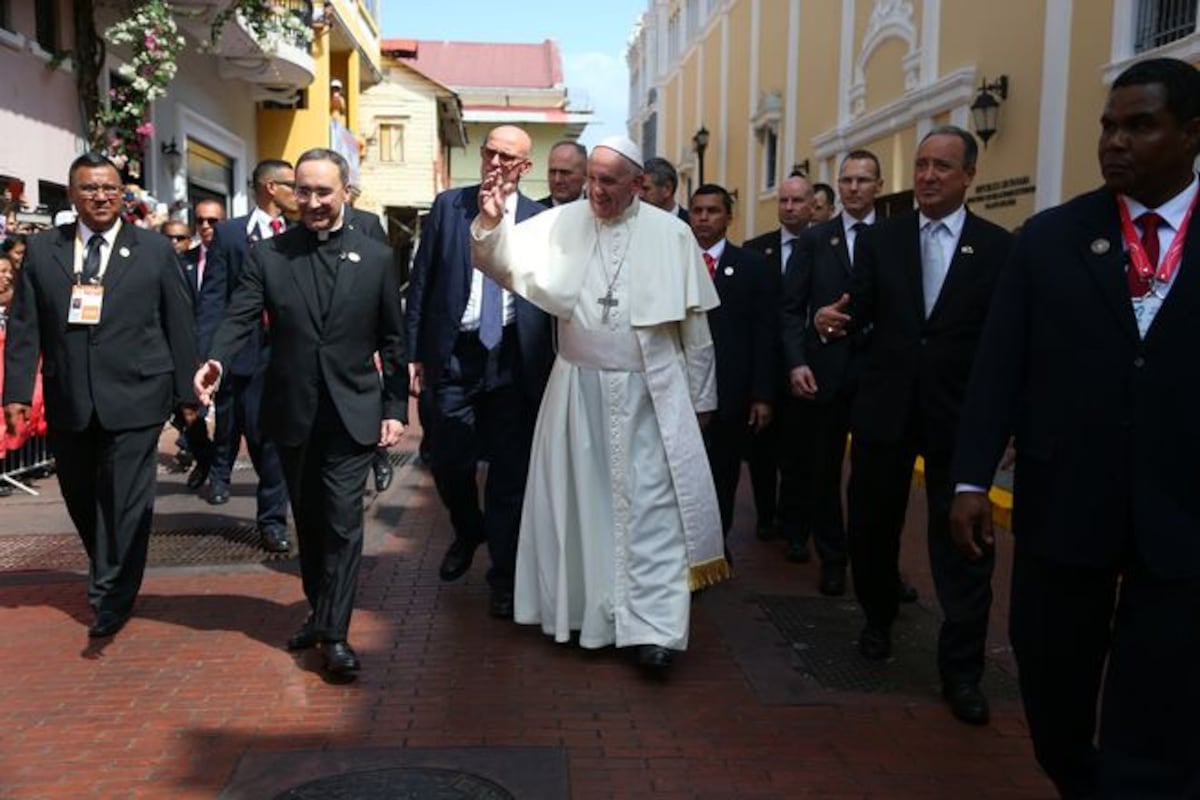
[693,126,710,185]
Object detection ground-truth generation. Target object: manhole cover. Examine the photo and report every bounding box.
[757,594,1020,698]
[275,767,515,799]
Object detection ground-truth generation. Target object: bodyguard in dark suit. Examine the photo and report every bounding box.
[816,126,1014,725]
[950,59,1200,797]
[194,160,296,553]
[744,174,813,555]
[690,184,776,540]
[782,151,883,596]
[196,148,407,677]
[3,152,197,638]
[407,125,553,618]
[640,157,690,223]
[536,140,587,208]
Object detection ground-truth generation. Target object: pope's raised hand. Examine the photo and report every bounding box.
[477,168,514,230]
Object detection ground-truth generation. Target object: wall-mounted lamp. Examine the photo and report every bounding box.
[160,138,183,174]
[790,159,810,178]
[970,75,1008,148]
[692,126,710,185]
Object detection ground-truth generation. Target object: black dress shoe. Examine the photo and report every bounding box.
[322,641,361,675]
[898,576,919,604]
[287,620,320,650]
[858,624,892,660]
[207,485,230,505]
[943,682,990,725]
[636,644,673,672]
[372,452,394,492]
[186,460,211,490]
[785,541,812,564]
[261,527,291,553]
[439,537,482,582]
[488,588,514,619]
[88,610,129,638]
[819,562,847,596]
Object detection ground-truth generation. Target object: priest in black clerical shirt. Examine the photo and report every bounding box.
[195,148,408,679]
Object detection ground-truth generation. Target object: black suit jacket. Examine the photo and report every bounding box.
[706,241,778,422]
[782,215,867,401]
[195,214,269,376]
[346,206,387,244]
[208,224,408,448]
[3,223,197,432]
[407,185,553,402]
[744,228,787,273]
[847,209,1014,456]
[953,188,1200,579]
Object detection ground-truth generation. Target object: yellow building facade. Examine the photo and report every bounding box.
[627,0,1200,239]
[256,0,384,180]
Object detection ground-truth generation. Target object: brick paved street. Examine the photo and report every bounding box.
[0,423,1053,799]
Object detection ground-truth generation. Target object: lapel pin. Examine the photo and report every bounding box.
[347,251,361,263]
[118,246,131,258]
[765,247,774,256]
[1091,238,1110,255]
[724,266,734,276]
[830,236,841,247]
[960,245,974,255]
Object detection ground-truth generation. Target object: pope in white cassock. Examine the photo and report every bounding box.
[470,135,731,673]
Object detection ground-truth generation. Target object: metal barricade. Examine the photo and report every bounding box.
[1,433,52,495]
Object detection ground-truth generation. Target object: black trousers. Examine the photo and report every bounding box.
[802,393,853,567]
[745,417,778,531]
[1010,545,1200,799]
[278,397,374,643]
[774,396,814,549]
[704,415,748,536]
[429,330,534,592]
[846,436,993,685]
[50,420,161,616]
[211,370,288,534]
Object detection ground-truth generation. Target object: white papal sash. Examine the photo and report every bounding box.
[556,322,643,372]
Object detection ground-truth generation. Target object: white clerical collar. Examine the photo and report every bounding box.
[842,210,876,234]
[77,217,121,248]
[314,210,347,242]
[703,238,727,263]
[1123,173,1199,232]
[919,203,967,237]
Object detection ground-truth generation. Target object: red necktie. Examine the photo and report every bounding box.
[1128,212,1162,297]
[703,252,716,278]
[269,217,284,236]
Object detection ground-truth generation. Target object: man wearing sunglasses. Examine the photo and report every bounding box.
[194,161,297,553]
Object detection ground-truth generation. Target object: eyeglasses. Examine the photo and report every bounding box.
[295,186,336,201]
[480,146,528,167]
[195,216,221,226]
[76,184,123,198]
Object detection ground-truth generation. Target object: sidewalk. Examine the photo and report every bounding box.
[0,427,1052,799]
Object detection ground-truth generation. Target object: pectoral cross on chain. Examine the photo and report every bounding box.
[597,289,619,323]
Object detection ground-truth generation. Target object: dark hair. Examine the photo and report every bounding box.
[68,152,119,185]
[842,149,882,178]
[642,157,679,191]
[691,183,733,214]
[252,159,294,187]
[813,182,835,205]
[2,233,27,253]
[549,140,587,160]
[1112,57,1200,126]
[295,148,350,186]
[920,125,979,170]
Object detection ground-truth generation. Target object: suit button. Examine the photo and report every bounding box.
[1133,356,1145,368]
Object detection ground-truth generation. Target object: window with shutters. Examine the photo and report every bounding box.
[378,122,406,163]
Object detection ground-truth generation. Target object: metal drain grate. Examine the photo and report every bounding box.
[275,767,515,799]
[0,525,290,573]
[757,594,1020,698]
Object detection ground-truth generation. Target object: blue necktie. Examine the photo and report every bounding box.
[479,276,503,349]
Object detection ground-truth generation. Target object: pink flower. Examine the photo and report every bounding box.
[135,121,155,138]
[144,34,157,50]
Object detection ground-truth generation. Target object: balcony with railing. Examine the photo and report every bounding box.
[170,0,317,93]
[1134,0,1198,52]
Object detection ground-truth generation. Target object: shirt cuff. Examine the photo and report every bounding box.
[954,483,989,494]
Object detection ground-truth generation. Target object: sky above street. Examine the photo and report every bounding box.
[380,1,648,147]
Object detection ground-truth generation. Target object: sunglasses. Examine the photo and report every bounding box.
[195,216,220,226]
[167,234,190,242]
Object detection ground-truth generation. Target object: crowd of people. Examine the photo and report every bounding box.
[1,56,1196,799]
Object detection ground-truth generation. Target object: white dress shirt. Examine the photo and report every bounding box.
[842,210,877,266]
[461,193,517,331]
[73,219,123,282]
[247,207,284,241]
[1124,173,1198,337]
[918,204,968,316]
